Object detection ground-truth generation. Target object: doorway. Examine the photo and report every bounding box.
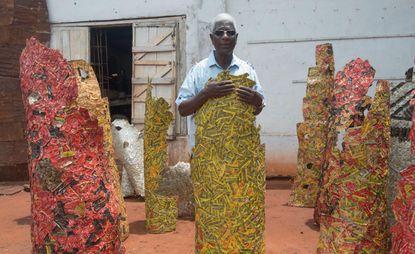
[90,26,132,122]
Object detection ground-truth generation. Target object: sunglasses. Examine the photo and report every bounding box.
[213,30,237,37]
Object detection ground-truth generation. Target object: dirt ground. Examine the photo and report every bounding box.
[0,179,319,254]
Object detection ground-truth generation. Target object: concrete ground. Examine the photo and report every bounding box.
[0,180,319,253]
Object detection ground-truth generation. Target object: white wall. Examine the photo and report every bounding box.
[46,0,226,73]
[46,0,415,175]
[227,0,415,175]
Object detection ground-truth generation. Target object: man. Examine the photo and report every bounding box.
[175,13,265,150]
[177,13,267,253]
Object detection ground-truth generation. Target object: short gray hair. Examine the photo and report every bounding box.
[210,13,237,32]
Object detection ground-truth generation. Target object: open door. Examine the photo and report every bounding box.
[131,20,178,138]
[50,26,90,62]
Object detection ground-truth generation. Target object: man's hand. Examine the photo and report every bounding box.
[201,80,235,99]
[236,86,262,106]
[178,80,234,116]
[236,86,264,115]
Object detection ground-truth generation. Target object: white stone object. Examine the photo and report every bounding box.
[112,119,145,197]
[159,162,194,218]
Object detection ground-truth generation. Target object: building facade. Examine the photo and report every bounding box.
[45,0,415,176]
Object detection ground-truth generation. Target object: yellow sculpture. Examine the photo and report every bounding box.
[192,71,266,253]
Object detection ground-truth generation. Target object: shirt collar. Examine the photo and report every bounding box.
[208,50,240,70]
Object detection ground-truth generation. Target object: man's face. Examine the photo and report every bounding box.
[210,20,238,57]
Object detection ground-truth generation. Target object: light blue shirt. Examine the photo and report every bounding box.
[175,51,265,150]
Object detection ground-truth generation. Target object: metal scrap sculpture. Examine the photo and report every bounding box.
[391,82,415,253]
[20,38,124,253]
[316,59,390,253]
[191,71,266,253]
[392,163,415,253]
[144,82,178,233]
[289,44,335,207]
[70,60,129,240]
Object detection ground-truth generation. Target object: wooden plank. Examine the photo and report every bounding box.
[132,45,175,53]
[0,121,25,141]
[176,17,187,136]
[133,28,155,76]
[132,86,176,104]
[134,29,174,60]
[153,52,175,80]
[61,29,71,59]
[0,0,49,181]
[132,84,147,98]
[0,76,22,89]
[132,21,179,138]
[0,100,25,122]
[0,0,49,44]
[0,141,27,165]
[1,0,48,32]
[157,26,174,47]
[70,27,89,61]
[70,28,82,59]
[132,86,174,103]
[134,26,148,47]
[0,77,25,122]
[134,64,154,81]
[131,77,175,84]
[0,0,14,26]
[134,60,172,66]
[155,65,173,78]
[153,84,175,99]
[50,27,89,62]
[0,164,29,181]
[49,27,60,52]
[48,16,184,27]
[132,98,146,103]
[0,25,49,45]
[0,23,49,77]
[0,44,25,77]
[134,28,173,46]
[131,101,146,122]
[13,0,49,25]
[154,30,177,112]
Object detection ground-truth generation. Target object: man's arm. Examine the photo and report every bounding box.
[178,80,234,116]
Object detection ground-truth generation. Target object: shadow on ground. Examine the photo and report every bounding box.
[15,215,31,225]
[124,196,145,203]
[305,218,320,232]
[129,220,147,235]
[266,179,293,190]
